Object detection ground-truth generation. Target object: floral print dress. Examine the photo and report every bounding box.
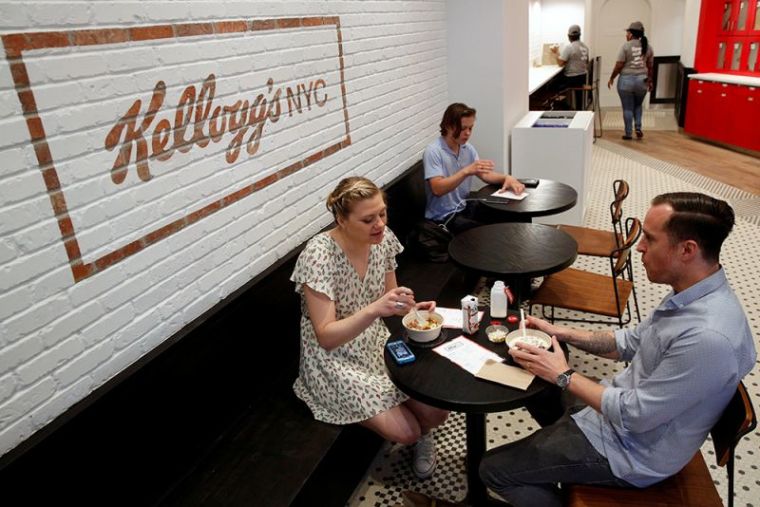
[290,229,409,424]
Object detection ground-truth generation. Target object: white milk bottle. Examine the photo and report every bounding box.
[490,280,508,318]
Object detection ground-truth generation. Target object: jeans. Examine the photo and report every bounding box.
[616,74,648,136]
[479,411,632,507]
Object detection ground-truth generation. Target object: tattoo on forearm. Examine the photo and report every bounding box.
[569,331,617,356]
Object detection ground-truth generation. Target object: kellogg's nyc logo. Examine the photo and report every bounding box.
[3,18,351,282]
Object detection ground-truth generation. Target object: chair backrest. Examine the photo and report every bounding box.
[609,180,630,248]
[611,217,641,277]
[710,381,757,467]
[609,179,629,225]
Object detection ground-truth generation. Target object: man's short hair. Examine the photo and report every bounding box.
[652,192,735,263]
[440,103,476,138]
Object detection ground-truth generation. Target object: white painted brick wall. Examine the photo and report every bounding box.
[0,0,450,459]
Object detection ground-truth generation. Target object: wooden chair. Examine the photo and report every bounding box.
[558,179,629,258]
[529,217,642,327]
[565,381,757,507]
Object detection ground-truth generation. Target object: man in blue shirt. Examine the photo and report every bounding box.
[480,192,756,507]
[423,103,524,234]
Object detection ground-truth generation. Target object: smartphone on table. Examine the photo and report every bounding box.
[386,339,416,365]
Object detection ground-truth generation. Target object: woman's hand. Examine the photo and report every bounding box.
[416,300,436,313]
[373,286,416,317]
[607,77,615,89]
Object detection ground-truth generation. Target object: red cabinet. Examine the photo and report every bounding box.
[688,0,760,152]
[685,80,719,138]
[735,85,760,150]
[685,79,759,151]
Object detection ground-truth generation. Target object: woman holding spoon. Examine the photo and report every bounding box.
[291,176,448,479]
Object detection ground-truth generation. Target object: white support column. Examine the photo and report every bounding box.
[446,0,529,174]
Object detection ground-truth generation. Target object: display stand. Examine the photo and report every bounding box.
[510,111,593,226]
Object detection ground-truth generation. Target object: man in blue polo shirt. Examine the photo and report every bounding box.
[423,103,524,234]
[480,192,756,507]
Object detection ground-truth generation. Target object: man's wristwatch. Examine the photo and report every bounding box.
[556,369,575,390]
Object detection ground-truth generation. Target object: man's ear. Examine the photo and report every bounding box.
[681,239,700,261]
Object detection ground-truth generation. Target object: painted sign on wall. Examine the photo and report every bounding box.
[2,17,351,283]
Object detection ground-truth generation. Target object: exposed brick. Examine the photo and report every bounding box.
[33,143,52,169]
[276,18,301,29]
[17,89,37,113]
[25,116,45,141]
[40,168,60,191]
[22,31,70,51]
[302,17,327,27]
[214,21,248,34]
[175,23,214,38]
[252,173,278,191]
[251,19,275,31]
[186,201,222,224]
[9,62,29,87]
[63,237,82,261]
[72,28,129,46]
[71,263,94,282]
[57,217,74,238]
[129,25,174,42]
[48,191,67,216]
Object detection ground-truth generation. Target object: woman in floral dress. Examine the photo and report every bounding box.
[291,176,448,479]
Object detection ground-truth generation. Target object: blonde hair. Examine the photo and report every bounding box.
[326,176,385,219]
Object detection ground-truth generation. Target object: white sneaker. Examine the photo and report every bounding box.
[412,432,437,479]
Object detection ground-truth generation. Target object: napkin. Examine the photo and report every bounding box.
[490,189,529,200]
[475,359,535,390]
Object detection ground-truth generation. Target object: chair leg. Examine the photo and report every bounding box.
[728,453,734,507]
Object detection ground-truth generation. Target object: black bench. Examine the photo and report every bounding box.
[0,161,473,506]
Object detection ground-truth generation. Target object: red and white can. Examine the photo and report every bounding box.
[461,295,479,334]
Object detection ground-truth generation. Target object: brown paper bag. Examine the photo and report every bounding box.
[475,359,534,390]
[542,43,560,65]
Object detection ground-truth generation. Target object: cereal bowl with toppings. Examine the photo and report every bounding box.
[505,329,552,350]
[402,310,444,343]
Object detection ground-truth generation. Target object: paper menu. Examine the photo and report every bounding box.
[490,189,529,201]
[433,336,504,375]
[435,307,484,329]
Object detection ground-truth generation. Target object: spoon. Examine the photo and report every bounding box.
[413,306,426,327]
[520,309,527,337]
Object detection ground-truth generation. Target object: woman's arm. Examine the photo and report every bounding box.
[305,283,415,351]
[607,61,625,89]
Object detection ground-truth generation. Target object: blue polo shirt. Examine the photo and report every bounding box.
[572,268,756,486]
[423,137,480,221]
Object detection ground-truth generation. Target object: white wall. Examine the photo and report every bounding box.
[681,0,702,67]
[448,0,529,173]
[541,0,587,48]
[0,0,449,459]
[650,0,686,56]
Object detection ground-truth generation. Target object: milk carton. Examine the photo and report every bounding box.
[461,295,479,334]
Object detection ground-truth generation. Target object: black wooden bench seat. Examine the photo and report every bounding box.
[0,161,473,507]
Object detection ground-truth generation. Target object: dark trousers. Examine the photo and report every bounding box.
[558,73,588,110]
[479,410,632,507]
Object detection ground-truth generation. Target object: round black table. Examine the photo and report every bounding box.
[448,222,578,307]
[473,180,577,223]
[385,310,550,506]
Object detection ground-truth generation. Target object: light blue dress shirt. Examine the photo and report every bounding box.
[572,267,756,487]
[422,137,479,221]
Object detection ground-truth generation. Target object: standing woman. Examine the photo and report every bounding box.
[291,176,448,479]
[608,21,654,140]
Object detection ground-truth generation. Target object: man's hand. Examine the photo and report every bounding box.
[499,175,525,194]
[465,159,495,177]
[509,336,568,384]
[525,315,569,341]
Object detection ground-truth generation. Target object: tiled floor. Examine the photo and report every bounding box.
[347,133,760,507]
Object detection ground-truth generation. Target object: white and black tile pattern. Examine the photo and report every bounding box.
[348,141,760,507]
